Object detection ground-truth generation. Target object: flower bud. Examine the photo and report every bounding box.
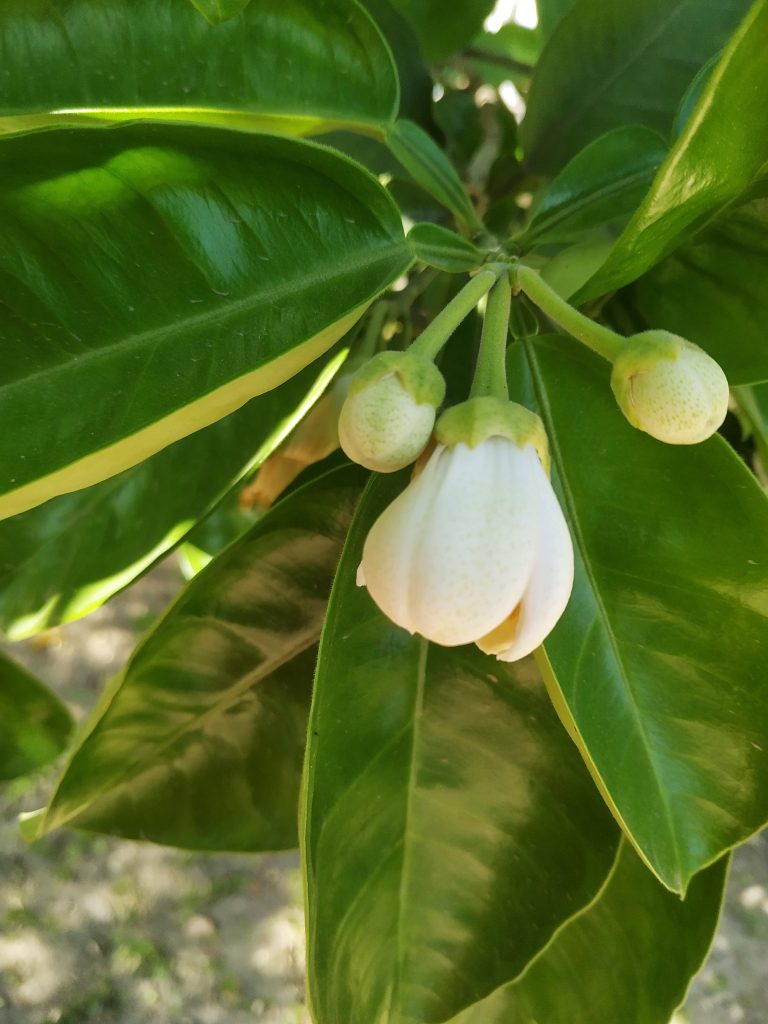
[358,396,574,660]
[611,331,729,445]
[338,351,445,472]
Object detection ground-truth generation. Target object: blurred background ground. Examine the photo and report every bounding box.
[0,561,765,1024]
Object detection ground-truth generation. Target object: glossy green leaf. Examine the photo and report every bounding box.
[447,843,727,1024]
[386,120,484,232]
[0,354,341,640]
[578,0,768,301]
[0,124,412,522]
[523,125,667,245]
[389,0,495,60]
[521,0,750,174]
[673,51,720,137]
[408,222,486,272]
[0,0,398,137]
[361,0,434,127]
[537,0,575,39]
[623,197,768,385]
[539,234,617,300]
[0,652,73,781]
[30,466,364,850]
[510,336,768,892]
[189,0,250,22]
[302,474,620,1024]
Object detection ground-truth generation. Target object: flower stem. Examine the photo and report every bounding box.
[511,263,624,362]
[410,266,501,361]
[357,301,390,358]
[470,276,511,400]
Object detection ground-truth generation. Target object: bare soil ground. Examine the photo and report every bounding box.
[0,561,765,1023]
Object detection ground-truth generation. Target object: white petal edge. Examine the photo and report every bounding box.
[359,444,454,634]
[478,458,574,661]
[359,439,543,645]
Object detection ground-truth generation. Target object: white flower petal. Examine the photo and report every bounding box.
[359,444,454,633]
[408,439,540,645]
[389,438,539,645]
[479,459,574,661]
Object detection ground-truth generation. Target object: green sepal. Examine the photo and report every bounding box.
[436,396,549,470]
[347,350,446,407]
[609,329,685,413]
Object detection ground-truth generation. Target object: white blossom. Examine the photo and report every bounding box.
[358,435,574,660]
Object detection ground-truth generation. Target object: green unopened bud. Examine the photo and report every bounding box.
[611,331,729,445]
[338,351,445,472]
[436,396,549,473]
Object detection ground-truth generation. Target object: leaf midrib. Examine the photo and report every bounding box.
[528,164,661,241]
[524,340,683,885]
[532,0,695,160]
[1,243,408,397]
[389,637,429,1024]
[45,608,322,830]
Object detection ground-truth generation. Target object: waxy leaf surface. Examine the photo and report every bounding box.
[626,197,768,385]
[448,843,727,1024]
[389,0,495,60]
[32,466,364,851]
[512,336,768,892]
[189,0,251,23]
[303,475,619,1024]
[387,119,482,231]
[523,125,667,246]
[0,0,398,136]
[578,0,768,300]
[0,357,337,639]
[0,125,411,521]
[521,0,749,174]
[537,0,575,39]
[0,652,73,781]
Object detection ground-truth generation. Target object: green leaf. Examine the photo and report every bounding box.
[30,465,364,850]
[361,0,434,127]
[0,354,341,640]
[188,0,251,23]
[523,125,667,245]
[446,843,728,1024]
[465,26,541,88]
[0,125,412,522]
[0,0,398,137]
[521,0,750,174]
[386,120,484,232]
[578,0,768,301]
[673,51,720,137]
[620,196,768,385]
[408,222,486,272]
[537,0,575,39]
[0,652,73,781]
[302,474,620,1024]
[539,234,617,300]
[511,336,768,893]
[389,0,495,60]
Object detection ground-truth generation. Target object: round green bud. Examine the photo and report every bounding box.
[338,351,446,473]
[611,331,729,445]
[436,396,550,474]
